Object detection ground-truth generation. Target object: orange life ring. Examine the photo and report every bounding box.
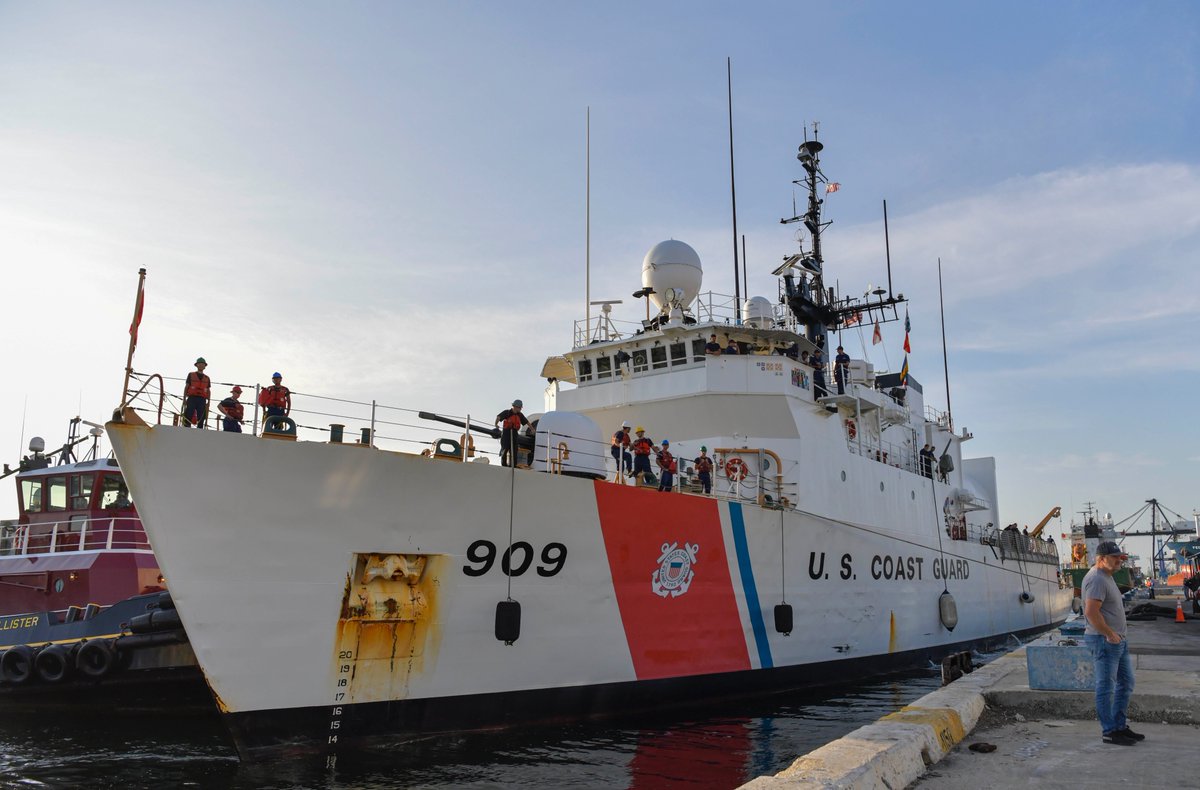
[844,418,857,440]
[724,457,749,481]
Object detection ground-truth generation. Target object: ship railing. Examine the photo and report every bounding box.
[570,291,806,350]
[925,405,952,430]
[845,435,919,476]
[977,524,1059,565]
[122,372,806,506]
[0,516,152,556]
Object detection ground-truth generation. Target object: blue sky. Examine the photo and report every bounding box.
[1,2,1197,565]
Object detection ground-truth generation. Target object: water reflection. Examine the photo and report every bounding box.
[0,665,959,788]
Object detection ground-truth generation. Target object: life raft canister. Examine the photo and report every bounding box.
[724,457,749,481]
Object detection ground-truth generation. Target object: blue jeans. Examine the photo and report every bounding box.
[1085,634,1134,733]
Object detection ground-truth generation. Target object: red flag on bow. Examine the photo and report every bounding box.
[129,286,145,350]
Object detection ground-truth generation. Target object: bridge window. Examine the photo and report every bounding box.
[669,342,688,367]
[20,479,44,513]
[99,475,132,510]
[46,476,67,512]
[69,475,94,510]
[596,356,612,379]
[632,349,648,373]
[691,339,706,362]
[577,358,593,383]
[651,346,667,370]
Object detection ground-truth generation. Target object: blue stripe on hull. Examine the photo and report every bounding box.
[728,503,773,669]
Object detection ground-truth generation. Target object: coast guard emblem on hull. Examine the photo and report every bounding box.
[652,542,698,598]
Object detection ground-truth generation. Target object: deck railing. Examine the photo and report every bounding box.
[0,516,152,556]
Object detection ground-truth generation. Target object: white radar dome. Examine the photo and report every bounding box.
[641,240,703,313]
[742,296,774,329]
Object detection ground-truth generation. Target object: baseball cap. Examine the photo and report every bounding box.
[1096,541,1127,557]
[231,386,242,394]
[512,399,523,408]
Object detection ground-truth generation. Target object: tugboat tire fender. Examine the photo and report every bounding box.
[76,639,117,678]
[34,643,73,683]
[0,644,37,685]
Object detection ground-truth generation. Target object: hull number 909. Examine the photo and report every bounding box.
[462,540,567,578]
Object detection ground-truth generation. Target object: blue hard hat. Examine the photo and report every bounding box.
[661,439,669,445]
[272,372,282,379]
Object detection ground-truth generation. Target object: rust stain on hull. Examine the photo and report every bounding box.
[332,553,445,704]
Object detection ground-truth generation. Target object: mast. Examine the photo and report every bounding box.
[120,268,147,412]
[727,58,740,319]
[585,107,591,340]
[938,258,953,432]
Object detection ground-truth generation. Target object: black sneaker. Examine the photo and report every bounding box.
[1117,727,1145,741]
[1102,731,1137,745]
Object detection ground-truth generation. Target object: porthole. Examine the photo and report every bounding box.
[840,470,847,482]
[54,578,65,593]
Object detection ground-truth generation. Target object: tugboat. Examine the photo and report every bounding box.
[0,418,206,710]
[107,128,1072,757]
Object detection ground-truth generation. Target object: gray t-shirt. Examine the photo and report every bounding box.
[1081,565,1127,637]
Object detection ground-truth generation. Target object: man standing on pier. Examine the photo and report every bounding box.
[1083,541,1143,746]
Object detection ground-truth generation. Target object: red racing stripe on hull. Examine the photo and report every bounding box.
[594,483,750,680]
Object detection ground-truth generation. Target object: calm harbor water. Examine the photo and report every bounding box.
[0,649,1009,789]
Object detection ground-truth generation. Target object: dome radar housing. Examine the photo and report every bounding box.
[641,240,703,314]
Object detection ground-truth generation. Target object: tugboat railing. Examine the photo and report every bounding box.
[0,517,152,557]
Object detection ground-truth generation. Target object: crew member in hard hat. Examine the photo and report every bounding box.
[183,357,211,429]
[257,372,291,427]
[218,386,245,433]
[610,421,633,481]
[693,446,713,494]
[1082,540,1141,746]
[630,426,656,486]
[494,399,529,468]
[656,440,677,492]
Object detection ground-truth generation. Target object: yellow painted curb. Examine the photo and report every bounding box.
[881,705,965,753]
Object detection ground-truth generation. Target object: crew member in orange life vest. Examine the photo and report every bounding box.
[656,439,677,492]
[630,426,657,485]
[183,357,211,428]
[258,372,291,422]
[218,386,245,433]
[693,446,714,494]
[494,399,529,468]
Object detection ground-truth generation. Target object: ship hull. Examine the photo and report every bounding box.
[107,422,1071,754]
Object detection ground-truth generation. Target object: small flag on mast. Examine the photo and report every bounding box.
[902,309,911,353]
[900,354,909,387]
[825,182,841,194]
[129,287,145,350]
[872,321,882,345]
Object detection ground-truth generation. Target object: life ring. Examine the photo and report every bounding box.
[844,418,857,440]
[724,457,749,482]
[34,643,73,683]
[75,639,117,678]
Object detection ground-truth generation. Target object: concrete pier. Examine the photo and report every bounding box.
[741,602,1200,789]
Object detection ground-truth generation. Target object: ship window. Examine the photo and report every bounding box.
[45,476,68,512]
[692,339,706,362]
[21,478,44,512]
[632,349,648,373]
[69,475,94,510]
[99,475,132,510]
[577,358,593,383]
[669,342,687,367]
[596,356,612,379]
[651,346,667,370]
